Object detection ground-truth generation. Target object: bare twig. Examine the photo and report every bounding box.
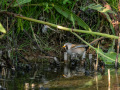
[16,0,23,11]
[89,37,105,45]
[115,33,120,68]
[95,47,99,71]
[6,0,16,9]
[92,0,98,4]
[108,69,111,90]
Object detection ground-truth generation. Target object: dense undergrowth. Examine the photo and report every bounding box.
[0,0,120,69]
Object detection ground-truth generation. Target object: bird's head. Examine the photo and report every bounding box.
[63,43,73,50]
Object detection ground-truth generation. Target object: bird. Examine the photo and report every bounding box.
[63,37,105,60]
[63,43,89,59]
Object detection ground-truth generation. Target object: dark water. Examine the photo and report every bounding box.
[0,61,120,90]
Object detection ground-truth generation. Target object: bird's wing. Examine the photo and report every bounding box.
[73,45,88,49]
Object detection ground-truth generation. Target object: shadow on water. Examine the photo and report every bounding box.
[0,60,120,90]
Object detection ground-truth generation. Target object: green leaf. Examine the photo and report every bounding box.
[63,0,71,4]
[13,0,31,7]
[107,46,115,53]
[53,4,92,31]
[105,52,120,63]
[81,3,117,23]
[98,49,120,64]
[17,18,23,34]
[110,23,115,35]
[71,14,75,28]
[0,23,6,33]
[94,47,118,65]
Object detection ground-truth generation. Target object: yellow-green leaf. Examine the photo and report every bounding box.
[0,23,6,33]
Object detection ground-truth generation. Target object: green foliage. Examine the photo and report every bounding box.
[53,4,92,31]
[63,0,72,4]
[99,47,120,64]
[44,3,53,13]
[81,3,117,22]
[17,18,23,33]
[81,3,116,35]
[0,0,8,10]
[106,0,118,11]
[13,0,31,7]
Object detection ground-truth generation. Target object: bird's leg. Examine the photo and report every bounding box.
[64,52,68,64]
[82,51,86,60]
[80,51,86,68]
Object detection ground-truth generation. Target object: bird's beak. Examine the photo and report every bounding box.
[63,45,66,48]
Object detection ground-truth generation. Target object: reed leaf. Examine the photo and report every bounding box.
[53,4,92,31]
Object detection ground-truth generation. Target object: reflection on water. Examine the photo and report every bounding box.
[63,63,85,78]
[0,61,120,90]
